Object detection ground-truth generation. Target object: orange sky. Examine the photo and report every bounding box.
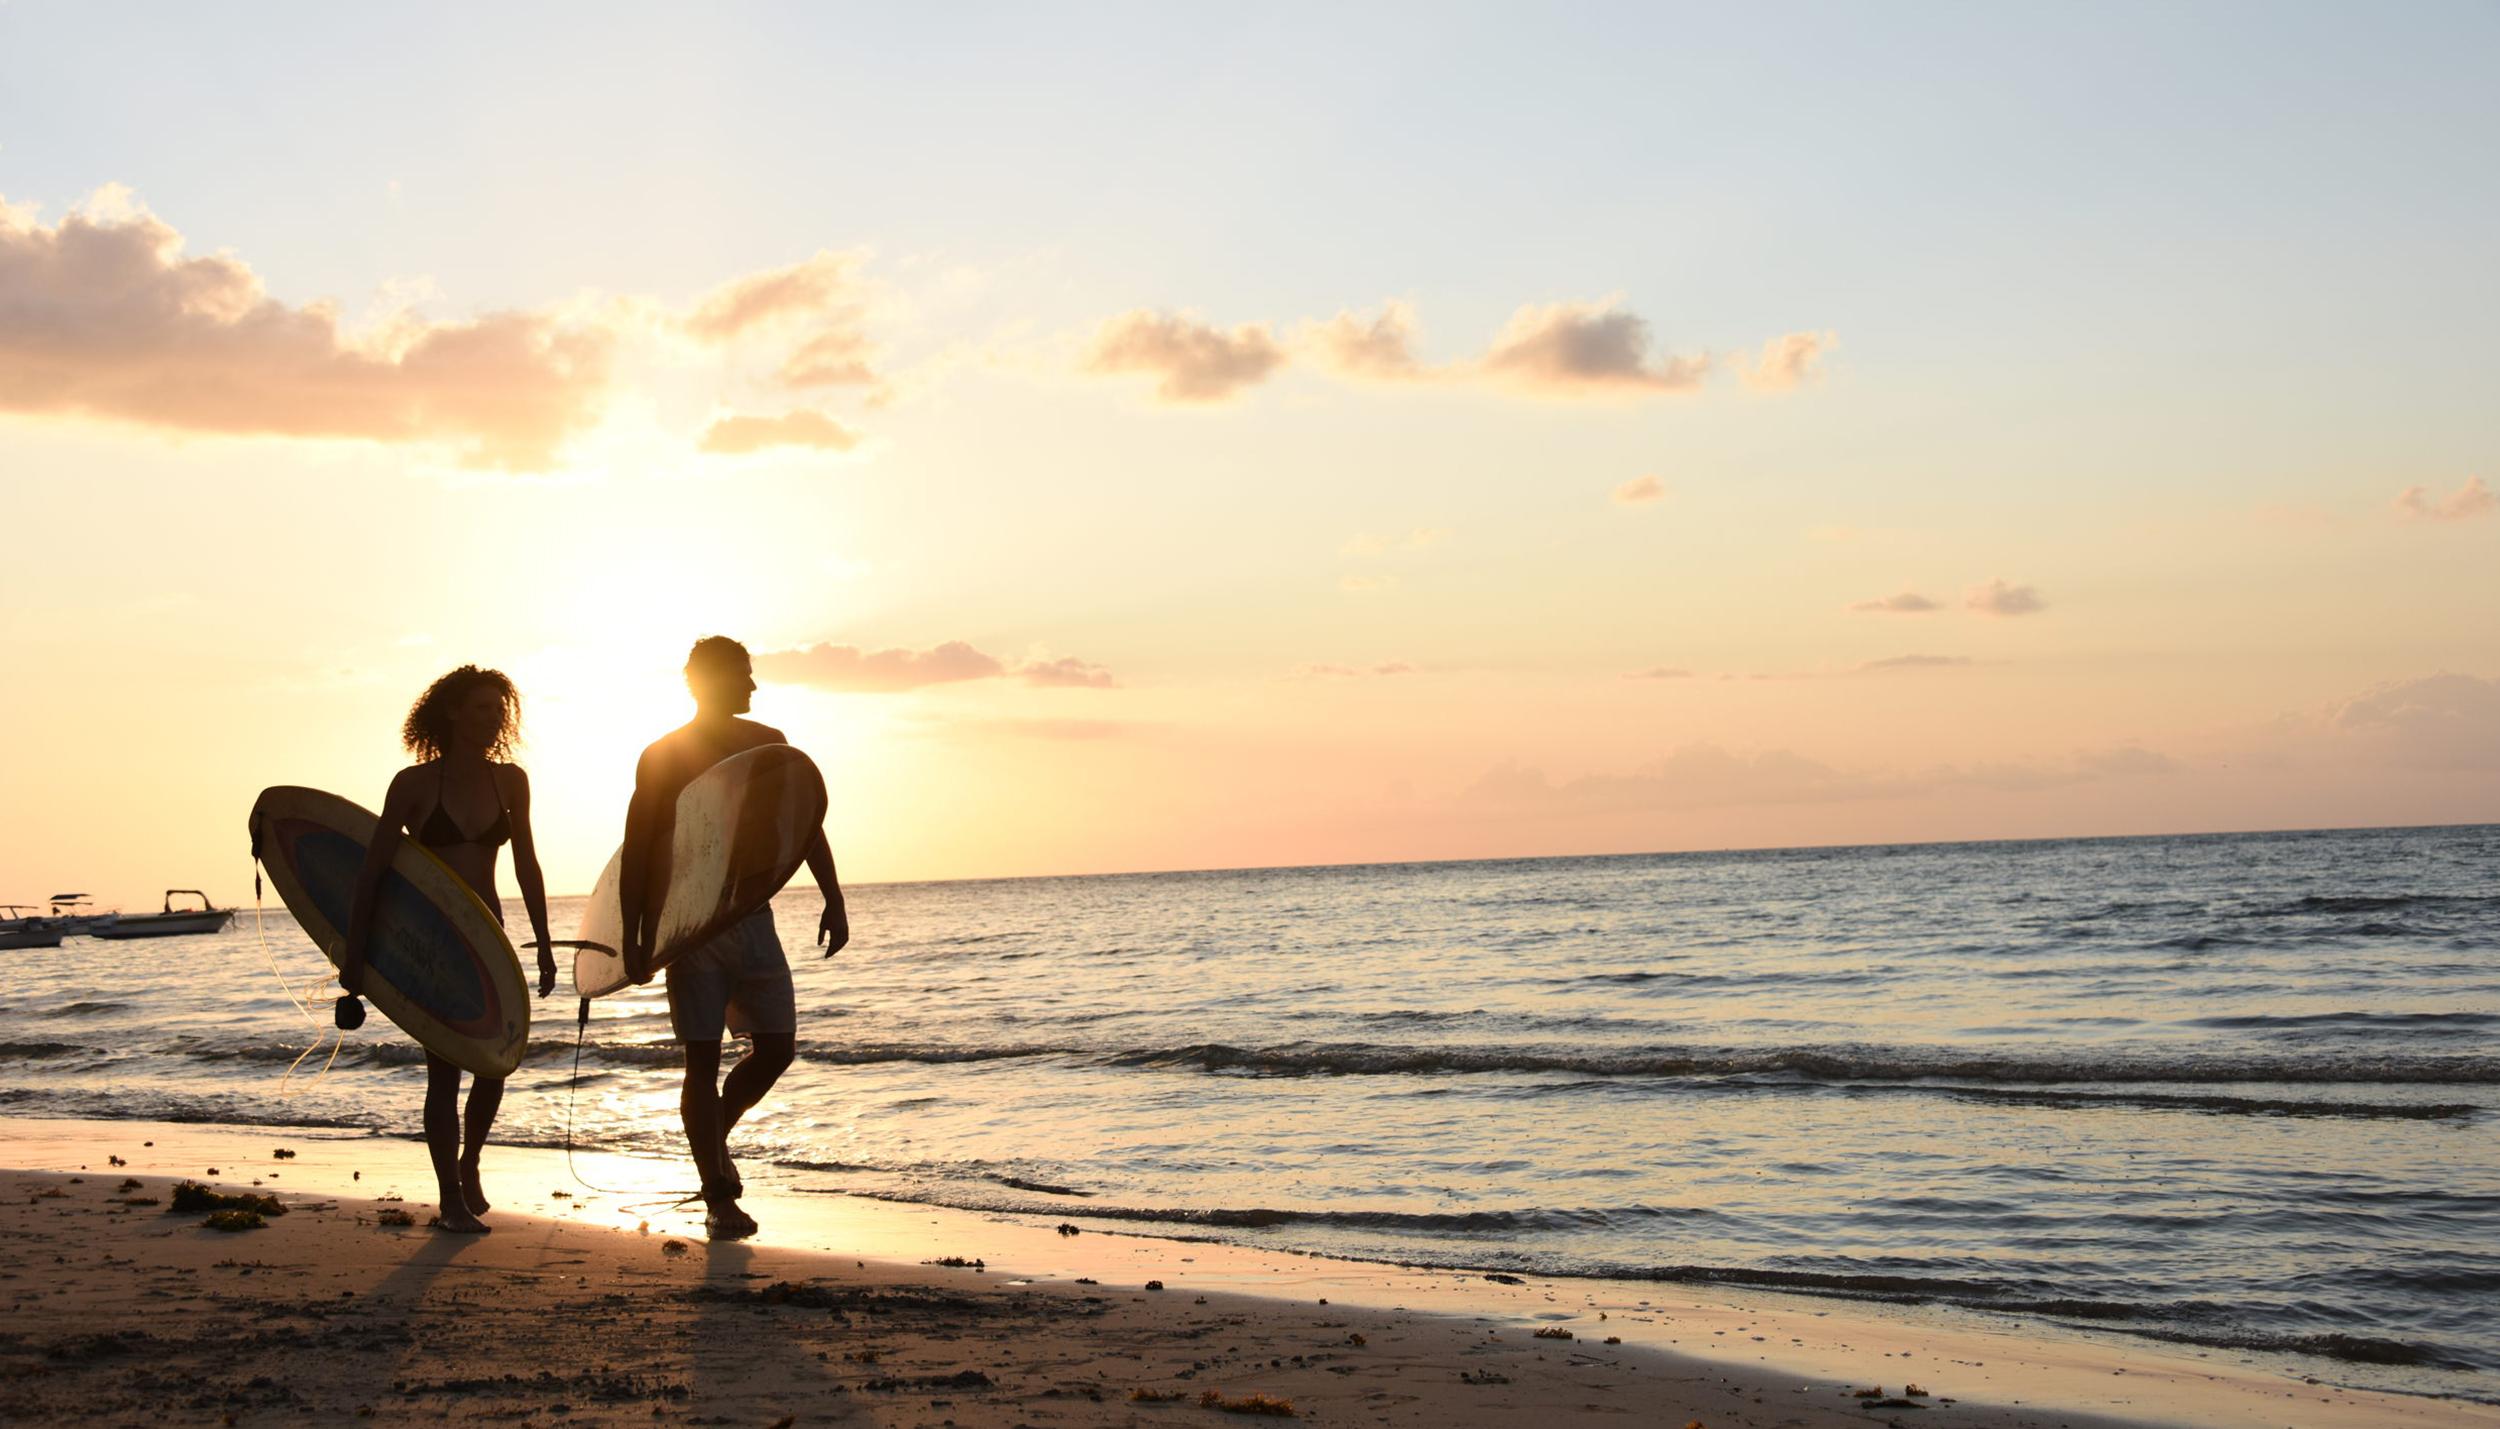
[2,7,2494,905]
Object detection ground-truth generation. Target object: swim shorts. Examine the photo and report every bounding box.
[664,907,794,1042]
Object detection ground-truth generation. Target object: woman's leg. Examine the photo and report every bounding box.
[458,1076,506,1215]
[424,1052,488,1233]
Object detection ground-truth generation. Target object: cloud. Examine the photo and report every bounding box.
[754,641,1005,692]
[1020,657,1117,689]
[2394,477,2495,524]
[1856,654,1974,672]
[1463,740,2176,815]
[0,188,611,469]
[2327,672,2500,768]
[1849,590,1940,614]
[697,409,862,455]
[1744,330,1833,391]
[1296,662,1416,678]
[1306,301,1427,381]
[682,250,865,342]
[1340,527,1450,557]
[755,641,1116,694]
[1479,299,1708,396]
[1082,310,1286,402]
[964,718,1132,741]
[1340,573,1400,592]
[1965,578,2048,616]
[779,327,878,388]
[1623,666,1694,680]
[1613,474,1666,506]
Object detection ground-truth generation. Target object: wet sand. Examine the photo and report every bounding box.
[4,1118,2490,1427]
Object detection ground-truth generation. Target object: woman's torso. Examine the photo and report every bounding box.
[411,758,512,917]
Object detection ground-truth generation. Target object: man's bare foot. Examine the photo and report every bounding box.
[704,1198,759,1240]
[457,1157,490,1215]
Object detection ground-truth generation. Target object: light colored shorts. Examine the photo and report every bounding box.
[665,908,795,1043]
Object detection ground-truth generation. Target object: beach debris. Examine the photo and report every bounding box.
[1132,1387,1188,1402]
[37,1187,68,1200]
[1903,1383,1927,1396]
[1058,1222,1081,1235]
[205,1167,218,1175]
[273,1148,295,1159]
[203,1208,266,1232]
[46,1331,149,1361]
[1199,1389,1296,1417]
[170,1181,286,1216]
[116,1178,142,1192]
[121,1196,161,1207]
[1346,1333,1366,1347]
[1532,1327,1574,1341]
[861,1369,994,1392]
[552,1189,571,1197]
[662,1239,688,1256]
[1605,1336,1622,1344]
[1482,1273,1525,1285]
[376,1208,416,1227]
[926,1256,986,1269]
[109,1155,126,1167]
[1075,1277,1099,1285]
[1145,1279,1165,1290]
[1459,1370,1510,1385]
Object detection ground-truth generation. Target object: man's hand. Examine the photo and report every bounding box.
[624,936,656,987]
[818,899,850,957]
[535,940,558,999]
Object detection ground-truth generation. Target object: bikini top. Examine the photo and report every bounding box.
[416,762,511,849]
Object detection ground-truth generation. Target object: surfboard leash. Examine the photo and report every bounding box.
[249,847,345,1092]
[554,986,705,1210]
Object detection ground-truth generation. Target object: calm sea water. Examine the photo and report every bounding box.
[5,825,2496,1397]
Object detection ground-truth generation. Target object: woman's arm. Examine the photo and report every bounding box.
[503,765,558,997]
[341,768,418,997]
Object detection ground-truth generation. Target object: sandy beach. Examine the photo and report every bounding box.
[5,1118,2490,1428]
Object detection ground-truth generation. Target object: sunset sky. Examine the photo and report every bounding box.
[3,3,2495,904]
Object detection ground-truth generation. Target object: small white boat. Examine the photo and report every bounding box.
[89,889,235,939]
[0,905,67,950]
[45,893,111,935]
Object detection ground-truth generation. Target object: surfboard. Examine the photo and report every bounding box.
[248,786,531,1078]
[571,743,828,1000]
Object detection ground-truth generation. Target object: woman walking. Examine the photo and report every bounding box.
[342,665,557,1233]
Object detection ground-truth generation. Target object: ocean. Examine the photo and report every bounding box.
[5,823,2495,1399]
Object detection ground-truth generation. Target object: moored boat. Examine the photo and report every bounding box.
[0,905,68,950]
[45,894,111,935]
[89,889,235,939]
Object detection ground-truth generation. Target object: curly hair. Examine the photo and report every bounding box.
[402,665,521,761]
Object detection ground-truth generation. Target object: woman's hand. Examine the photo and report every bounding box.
[535,940,558,999]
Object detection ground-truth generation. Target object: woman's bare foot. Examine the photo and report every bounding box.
[457,1157,490,1215]
[433,1198,491,1234]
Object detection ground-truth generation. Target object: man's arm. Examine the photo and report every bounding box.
[617,748,660,983]
[806,830,848,955]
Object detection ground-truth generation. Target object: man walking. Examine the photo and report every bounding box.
[622,635,848,1238]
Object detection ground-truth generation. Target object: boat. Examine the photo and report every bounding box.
[0,905,67,950]
[89,889,235,939]
[44,893,111,935]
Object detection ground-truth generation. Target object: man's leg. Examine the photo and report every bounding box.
[714,1032,795,1196]
[679,1040,727,1195]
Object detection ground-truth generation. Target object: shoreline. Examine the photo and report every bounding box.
[6,1115,2493,1427]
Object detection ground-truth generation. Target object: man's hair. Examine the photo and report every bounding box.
[685,635,751,675]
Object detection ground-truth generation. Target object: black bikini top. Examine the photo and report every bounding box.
[416,762,511,849]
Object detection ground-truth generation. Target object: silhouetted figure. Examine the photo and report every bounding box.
[622,636,849,1238]
[342,665,558,1234]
